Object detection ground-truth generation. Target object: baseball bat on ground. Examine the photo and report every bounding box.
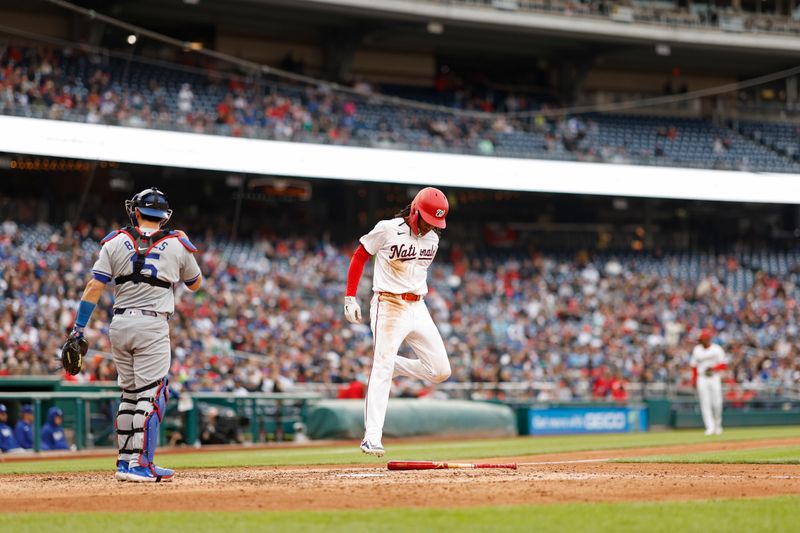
[387,460,517,471]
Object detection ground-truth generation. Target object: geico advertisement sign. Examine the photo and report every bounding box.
[530,408,631,434]
[583,411,627,431]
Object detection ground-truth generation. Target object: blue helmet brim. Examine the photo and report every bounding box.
[138,207,170,219]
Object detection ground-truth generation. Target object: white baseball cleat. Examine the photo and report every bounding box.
[704,429,715,436]
[360,439,385,457]
[714,428,723,435]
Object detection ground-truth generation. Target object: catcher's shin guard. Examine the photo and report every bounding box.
[116,390,138,465]
[127,378,168,467]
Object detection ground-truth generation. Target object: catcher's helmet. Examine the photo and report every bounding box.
[125,187,172,227]
[409,187,448,236]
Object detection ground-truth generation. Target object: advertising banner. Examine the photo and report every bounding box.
[527,406,648,435]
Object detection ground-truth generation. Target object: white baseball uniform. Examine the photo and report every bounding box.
[690,342,727,434]
[359,217,451,443]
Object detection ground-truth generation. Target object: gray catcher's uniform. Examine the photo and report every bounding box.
[92,226,200,467]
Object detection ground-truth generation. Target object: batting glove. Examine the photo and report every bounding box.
[343,296,362,323]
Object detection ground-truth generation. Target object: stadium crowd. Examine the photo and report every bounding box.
[424,0,800,35]
[2,42,796,172]
[1,220,798,400]
[0,42,523,152]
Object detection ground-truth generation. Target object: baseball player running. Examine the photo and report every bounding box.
[61,187,202,481]
[690,330,728,435]
[344,187,452,457]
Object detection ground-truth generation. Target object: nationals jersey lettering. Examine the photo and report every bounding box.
[388,243,437,261]
[389,244,417,261]
[690,343,727,376]
[360,218,438,295]
[92,228,201,314]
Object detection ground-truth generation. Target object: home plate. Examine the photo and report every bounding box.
[336,472,387,478]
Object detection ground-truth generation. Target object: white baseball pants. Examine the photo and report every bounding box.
[364,293,451,443]
[697,375,723,433]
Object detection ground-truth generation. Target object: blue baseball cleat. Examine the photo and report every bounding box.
[114,461,129,482]
[126,464,175,483]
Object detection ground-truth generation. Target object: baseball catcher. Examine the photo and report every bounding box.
[65,187,202,482]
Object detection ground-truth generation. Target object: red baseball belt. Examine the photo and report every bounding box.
[379,291,423,302]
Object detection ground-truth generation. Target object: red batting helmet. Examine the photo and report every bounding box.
[699,329,713,343]
[408,187,448,236]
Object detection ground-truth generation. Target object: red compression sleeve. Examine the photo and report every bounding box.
[691,368,698,385]
[346,244,371,297]
[712,363,728,371]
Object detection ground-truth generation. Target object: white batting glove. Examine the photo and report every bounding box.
[343,296,362,323]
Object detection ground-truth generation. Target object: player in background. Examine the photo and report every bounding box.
[40,407,70,451]
[14,404,34,449]
[0,404,21,453]
[344,187,452,456]
[61,187,202,481]
[690,330,728,435]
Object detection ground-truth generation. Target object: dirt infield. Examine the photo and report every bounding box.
[3,438,799,513]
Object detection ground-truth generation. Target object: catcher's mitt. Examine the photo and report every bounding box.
[61,334,88,375]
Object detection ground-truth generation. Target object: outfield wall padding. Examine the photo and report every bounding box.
[673,409,800,428]
[306,399,518,440]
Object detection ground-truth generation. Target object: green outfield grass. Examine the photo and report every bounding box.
[2,497,799,533]
[616,444,800,464]
[0,426,798,475]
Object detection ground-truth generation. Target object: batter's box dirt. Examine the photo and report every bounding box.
[2,442,800,513]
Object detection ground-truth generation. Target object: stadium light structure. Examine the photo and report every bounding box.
[655,44,671,56]
[427,21,444,34]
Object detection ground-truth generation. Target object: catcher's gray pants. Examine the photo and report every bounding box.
[109,311,171,388]
[109,311,171,465]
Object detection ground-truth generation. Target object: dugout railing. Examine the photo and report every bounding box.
[668,397,800,428]
[0,390,321,452]
[288,381,800,403]
[1,380,796,451]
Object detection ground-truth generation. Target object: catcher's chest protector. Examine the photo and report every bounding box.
[113,227,174,289]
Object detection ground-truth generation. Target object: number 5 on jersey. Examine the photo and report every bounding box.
[132,252,160,278]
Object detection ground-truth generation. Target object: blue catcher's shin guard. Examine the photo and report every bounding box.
[137,378,168,468]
